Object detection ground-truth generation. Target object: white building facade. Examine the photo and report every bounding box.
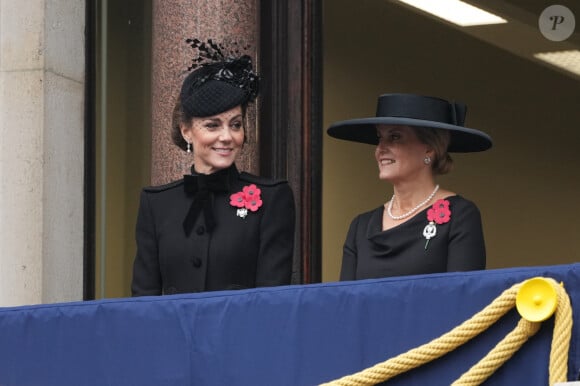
[0,0,85,305]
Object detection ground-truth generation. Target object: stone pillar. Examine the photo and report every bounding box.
[0,0,85,306]
[150,0,259,185]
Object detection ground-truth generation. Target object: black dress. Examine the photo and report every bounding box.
[131,164,295,296]
[340,195,486,280]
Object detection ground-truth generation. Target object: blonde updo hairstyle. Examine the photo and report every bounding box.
[413,126,453,175]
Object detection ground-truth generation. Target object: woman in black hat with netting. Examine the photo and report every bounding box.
[131,39,295,296]
[327,93,492,280]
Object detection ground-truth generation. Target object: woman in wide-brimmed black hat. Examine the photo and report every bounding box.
[327,93,492,280]
[131,39,295,296]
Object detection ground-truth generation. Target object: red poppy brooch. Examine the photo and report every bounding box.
[229,184,263,218]
[423,199,451,249]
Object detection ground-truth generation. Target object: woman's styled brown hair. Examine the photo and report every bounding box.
[414,126,453,175]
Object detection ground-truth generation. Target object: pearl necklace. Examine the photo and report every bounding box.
[387,185,440,220]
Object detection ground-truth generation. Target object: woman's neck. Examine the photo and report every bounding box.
[391,181,437,212]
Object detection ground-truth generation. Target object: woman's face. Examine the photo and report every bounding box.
[374,125,433,183]
[181,105,245,174]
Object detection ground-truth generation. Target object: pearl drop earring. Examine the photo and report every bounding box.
[186,142,192,153]
[424,156,431,165]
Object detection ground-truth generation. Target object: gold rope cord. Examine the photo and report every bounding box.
[320,278,572,386]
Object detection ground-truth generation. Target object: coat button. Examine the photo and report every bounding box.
[192,257,202,268]
[196,226,205,235]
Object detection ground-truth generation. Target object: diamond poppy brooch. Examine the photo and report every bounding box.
[423,199,451,249]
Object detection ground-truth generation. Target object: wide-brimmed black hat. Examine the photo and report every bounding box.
[327,93,492,152]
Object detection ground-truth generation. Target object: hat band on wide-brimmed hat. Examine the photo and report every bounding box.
[376,93,466,127]
[326,93,492,153]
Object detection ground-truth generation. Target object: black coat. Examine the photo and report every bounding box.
[131,165,295,296]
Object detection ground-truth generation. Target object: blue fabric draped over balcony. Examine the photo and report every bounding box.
[0,263,579,385]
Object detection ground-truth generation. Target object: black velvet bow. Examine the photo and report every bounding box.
[182,169,230,237]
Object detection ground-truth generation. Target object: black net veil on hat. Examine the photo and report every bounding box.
[179,38,260,118]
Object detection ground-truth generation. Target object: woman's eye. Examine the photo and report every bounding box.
[231,122,243,130]
[204,123,219,130]
[378,132,400,141]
